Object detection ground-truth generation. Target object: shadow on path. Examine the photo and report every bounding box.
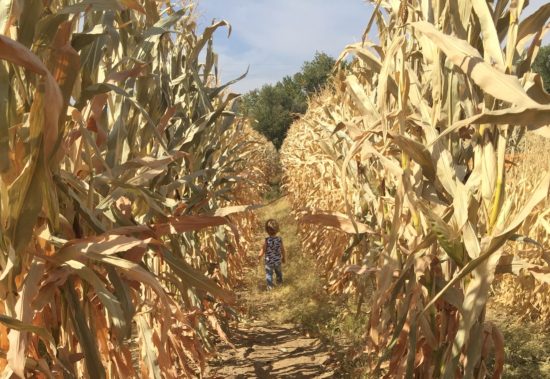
[206,321,334,378]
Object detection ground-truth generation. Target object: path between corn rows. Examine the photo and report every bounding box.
[205,196,337,378]
[205,321,334,378]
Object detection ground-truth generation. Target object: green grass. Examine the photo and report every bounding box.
[263,183,282,202]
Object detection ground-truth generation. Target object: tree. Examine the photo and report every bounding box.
[533,45,550,92]
[240,52,336,148]
[247,84,294,148]
[295,51,336,94]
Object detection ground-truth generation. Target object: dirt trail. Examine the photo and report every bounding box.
[206,196,337,378]
[206,320,333,378]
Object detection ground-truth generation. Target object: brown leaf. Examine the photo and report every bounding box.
[8,260,45,378]
[301,212,375,234]
[412,21,539,108]
[0,35,62,160]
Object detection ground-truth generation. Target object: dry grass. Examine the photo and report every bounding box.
[487,305,550,379]
[242,197,328,325]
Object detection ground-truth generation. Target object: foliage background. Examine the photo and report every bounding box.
[533,45,550,92]
[239,52,335,148]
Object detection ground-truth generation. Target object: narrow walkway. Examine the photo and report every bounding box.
[206,320,333,378]
[206,196,337,378]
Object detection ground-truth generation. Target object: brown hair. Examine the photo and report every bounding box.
[265,219,279,236]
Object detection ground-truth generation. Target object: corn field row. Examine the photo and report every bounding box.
[0,1,277,377]
[491,135,550,324]
[282,0,550,377]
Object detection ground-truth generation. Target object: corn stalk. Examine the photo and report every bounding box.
[0,1,273,377]
[282,0,550,377]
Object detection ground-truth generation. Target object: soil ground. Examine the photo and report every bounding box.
[206,320,334,378]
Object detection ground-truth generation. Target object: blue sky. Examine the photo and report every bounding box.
[196,1,550,93]
[196,0,372,92]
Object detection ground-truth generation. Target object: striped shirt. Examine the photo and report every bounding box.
[264,236,282,265]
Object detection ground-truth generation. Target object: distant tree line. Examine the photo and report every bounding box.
[533,44,550,92]
[239,52,336,149]
[239,45,550,150]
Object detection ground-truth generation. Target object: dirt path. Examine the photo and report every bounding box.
[206,320,333,378]
[206,196,337,378]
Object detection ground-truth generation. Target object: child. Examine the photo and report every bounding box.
[258,219,285,290]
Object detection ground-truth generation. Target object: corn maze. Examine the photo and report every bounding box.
[1,0,550,378]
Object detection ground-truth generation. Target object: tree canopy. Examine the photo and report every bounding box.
[240,52,336,148]
[533,44,550,92]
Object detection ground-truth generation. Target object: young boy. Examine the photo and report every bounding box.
[258,219,285,290]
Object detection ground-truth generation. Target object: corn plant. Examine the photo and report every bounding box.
[282,0,550,377]
[0,1,273,377]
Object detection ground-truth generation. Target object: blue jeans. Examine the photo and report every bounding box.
[265,262,283,289]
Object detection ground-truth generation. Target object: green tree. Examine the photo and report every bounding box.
[295,51,336,94]
[533,45,550,92]
[241,52,336,148]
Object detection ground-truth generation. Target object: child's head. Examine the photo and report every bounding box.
[265,219,279,236]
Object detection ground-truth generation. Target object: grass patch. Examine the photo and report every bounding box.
[243,197,325,327]
[263,183,282,202]
[488,305,550,378]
